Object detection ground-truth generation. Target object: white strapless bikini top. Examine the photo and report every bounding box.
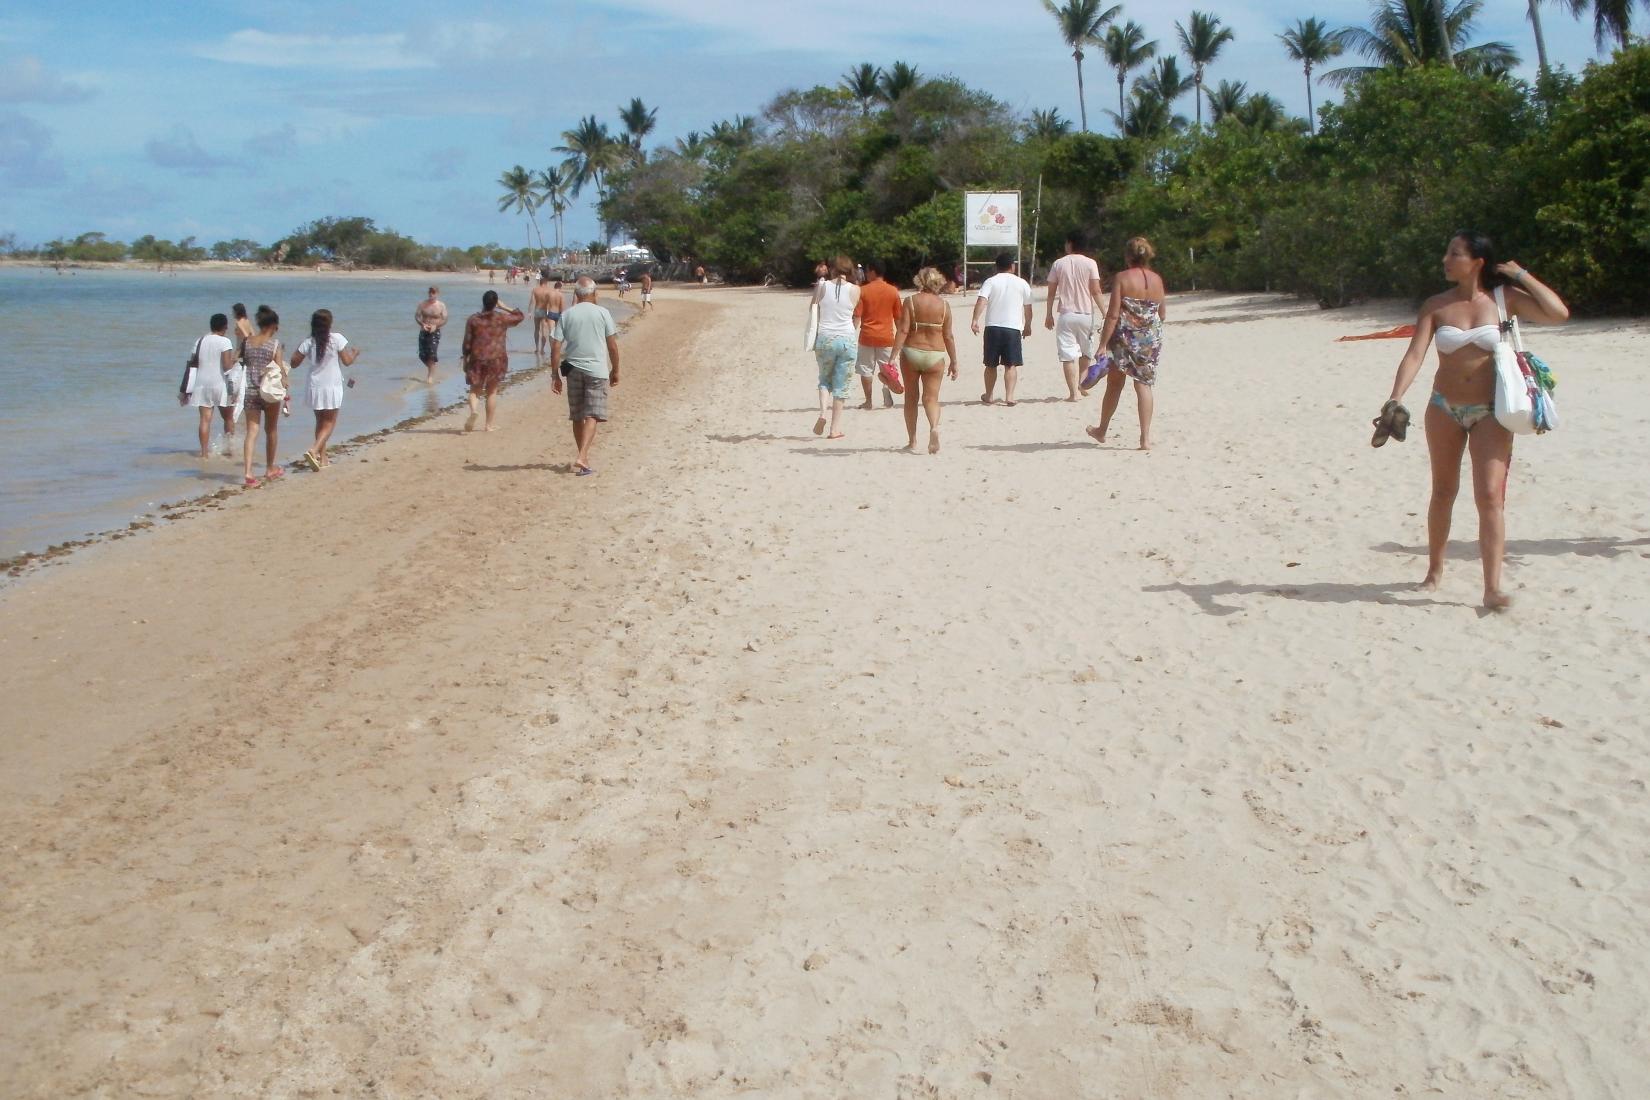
[1435,324,1500,354]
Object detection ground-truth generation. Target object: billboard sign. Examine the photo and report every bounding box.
[965,192,1020,247]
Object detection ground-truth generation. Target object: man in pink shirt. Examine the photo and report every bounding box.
[1044,230,1104,400]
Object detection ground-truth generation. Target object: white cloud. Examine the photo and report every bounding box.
[0,55,93,103]
[194,30,435,70]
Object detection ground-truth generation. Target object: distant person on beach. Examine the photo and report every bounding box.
[414,286,448,384]
[231,303,254,345]
[1378,230,1569,610]
[530,274,562,358]
[889,266,959,454]
[550,276,620,475]
[970,253,1032,406]
[640,271,654,311]
[811,255,860,439]
[1089,237,1166,451]
[183,313,238,458]
[291,308,359,470]
[460,289,525,432]
[240,306,289,486]
[853,258,902,410]
[1045,231,1104,401]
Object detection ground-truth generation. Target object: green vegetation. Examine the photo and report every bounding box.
[2,215,529,272]
[596,41,1650,313]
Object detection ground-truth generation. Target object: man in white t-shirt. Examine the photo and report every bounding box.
[1044,230,1104,401]
[969,253,1033,406]
[182,312,237,458]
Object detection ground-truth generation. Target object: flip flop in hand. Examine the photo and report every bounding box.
[1371,400,1410,448]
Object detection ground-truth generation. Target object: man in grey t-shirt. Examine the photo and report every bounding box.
[550,277,620,476]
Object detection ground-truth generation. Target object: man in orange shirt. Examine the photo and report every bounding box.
[853,258,902,409]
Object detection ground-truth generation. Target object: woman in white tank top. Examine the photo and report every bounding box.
[809,255,860,439]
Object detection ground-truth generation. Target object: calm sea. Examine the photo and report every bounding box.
[0,266,626,557]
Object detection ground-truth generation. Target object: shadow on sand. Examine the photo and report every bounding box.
[1372,536,1650,561]
[463,462,567,473]
[1143,579,1473,616]
[972,440,1097,454]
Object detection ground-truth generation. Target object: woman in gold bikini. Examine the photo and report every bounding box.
[890,267,959,454]
[1381,231,1569,610]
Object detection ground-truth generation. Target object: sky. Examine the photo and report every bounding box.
[0,1,1618,253]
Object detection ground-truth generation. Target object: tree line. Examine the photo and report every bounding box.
[2,218,535,272]
[590,2,1647,313]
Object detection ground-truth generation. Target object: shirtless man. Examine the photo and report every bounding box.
[414,285,448,384]
[531,275,565,358]
[640,271,654,312]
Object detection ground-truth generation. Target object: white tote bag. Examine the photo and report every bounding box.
[1492,287,1537,435]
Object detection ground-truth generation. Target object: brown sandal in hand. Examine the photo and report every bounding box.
[1371,400,1410,448]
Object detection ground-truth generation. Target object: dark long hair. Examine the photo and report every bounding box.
[310,309,333,362]
[1452,230,1508,293]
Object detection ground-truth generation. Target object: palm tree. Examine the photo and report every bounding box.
[618,97,658,159]
[1279,16,1344,133]
[1327,0,1520,86]
[555,116,621,199]
[1108,89,1185,138]
[1028,107,1074,140]
[1526,1,1550,71]
[1138,56,1195,109]
[1205,79,1249,123]
[534,164,573,254]
[497,165,545,258]
[1561,0,1639,50]
[675,131,708,159]
[1102,21,1158,123]
[1234,93,1291,132]
[841,63,883,116]
[1176,11,1236,127]
[878,61,922,103]
[1042,0,1123,131]
[709,114,758,151]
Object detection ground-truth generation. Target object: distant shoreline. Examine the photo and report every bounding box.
[0,258,494,281]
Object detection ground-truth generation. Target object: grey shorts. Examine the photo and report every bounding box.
[567,371,610,422]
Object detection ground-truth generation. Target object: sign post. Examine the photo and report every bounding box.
[962,191,1021,289]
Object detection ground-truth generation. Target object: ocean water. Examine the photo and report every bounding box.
[0,267,628,557]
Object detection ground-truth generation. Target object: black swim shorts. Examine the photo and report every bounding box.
[418,328,441,363]
[982,325,1024,368]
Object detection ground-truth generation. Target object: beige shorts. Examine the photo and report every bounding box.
[1055,312,1095,362]
[854,344,893,378]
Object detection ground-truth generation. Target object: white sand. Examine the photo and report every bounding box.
[2,286,1648,1097]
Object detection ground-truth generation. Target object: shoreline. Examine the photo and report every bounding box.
[0,293,645,579]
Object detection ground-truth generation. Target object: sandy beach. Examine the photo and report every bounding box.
[3,285,1648,1097]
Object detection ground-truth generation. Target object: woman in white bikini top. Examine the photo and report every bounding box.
[1378,231,1569,610]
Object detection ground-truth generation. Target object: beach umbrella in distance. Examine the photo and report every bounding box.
[1278,16,1344,133]
[1176,10,1236,128]
[1042,0,1123,132]
[1103,20,1158,126]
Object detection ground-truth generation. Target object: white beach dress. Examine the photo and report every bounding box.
[188,333,235,407]
[297,332,349,411]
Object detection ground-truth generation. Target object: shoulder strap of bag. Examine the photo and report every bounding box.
[1495,286,1526,353]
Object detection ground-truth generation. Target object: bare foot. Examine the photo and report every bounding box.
[902,443,918,454]
[1138,439,1151,451]
[1085,426,1105,444]
[980,393,995,405]
[928,431,940,454]
[1419,571,1442,592]
[464,413,478,432]
[486,424,501,432]
[1063,395,1079,402]
[856,402,873,410]
[1483,589,1513,611]
[827,432,845,440]
[813,416,826,436]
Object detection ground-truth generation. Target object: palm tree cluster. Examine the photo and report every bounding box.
[837,61,926,115]
[495,97,664,256]
[1037,0,1634,141]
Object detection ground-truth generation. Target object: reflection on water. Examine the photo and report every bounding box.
[0,267,630,555]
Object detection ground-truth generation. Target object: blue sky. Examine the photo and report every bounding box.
[0,1,1615,252]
